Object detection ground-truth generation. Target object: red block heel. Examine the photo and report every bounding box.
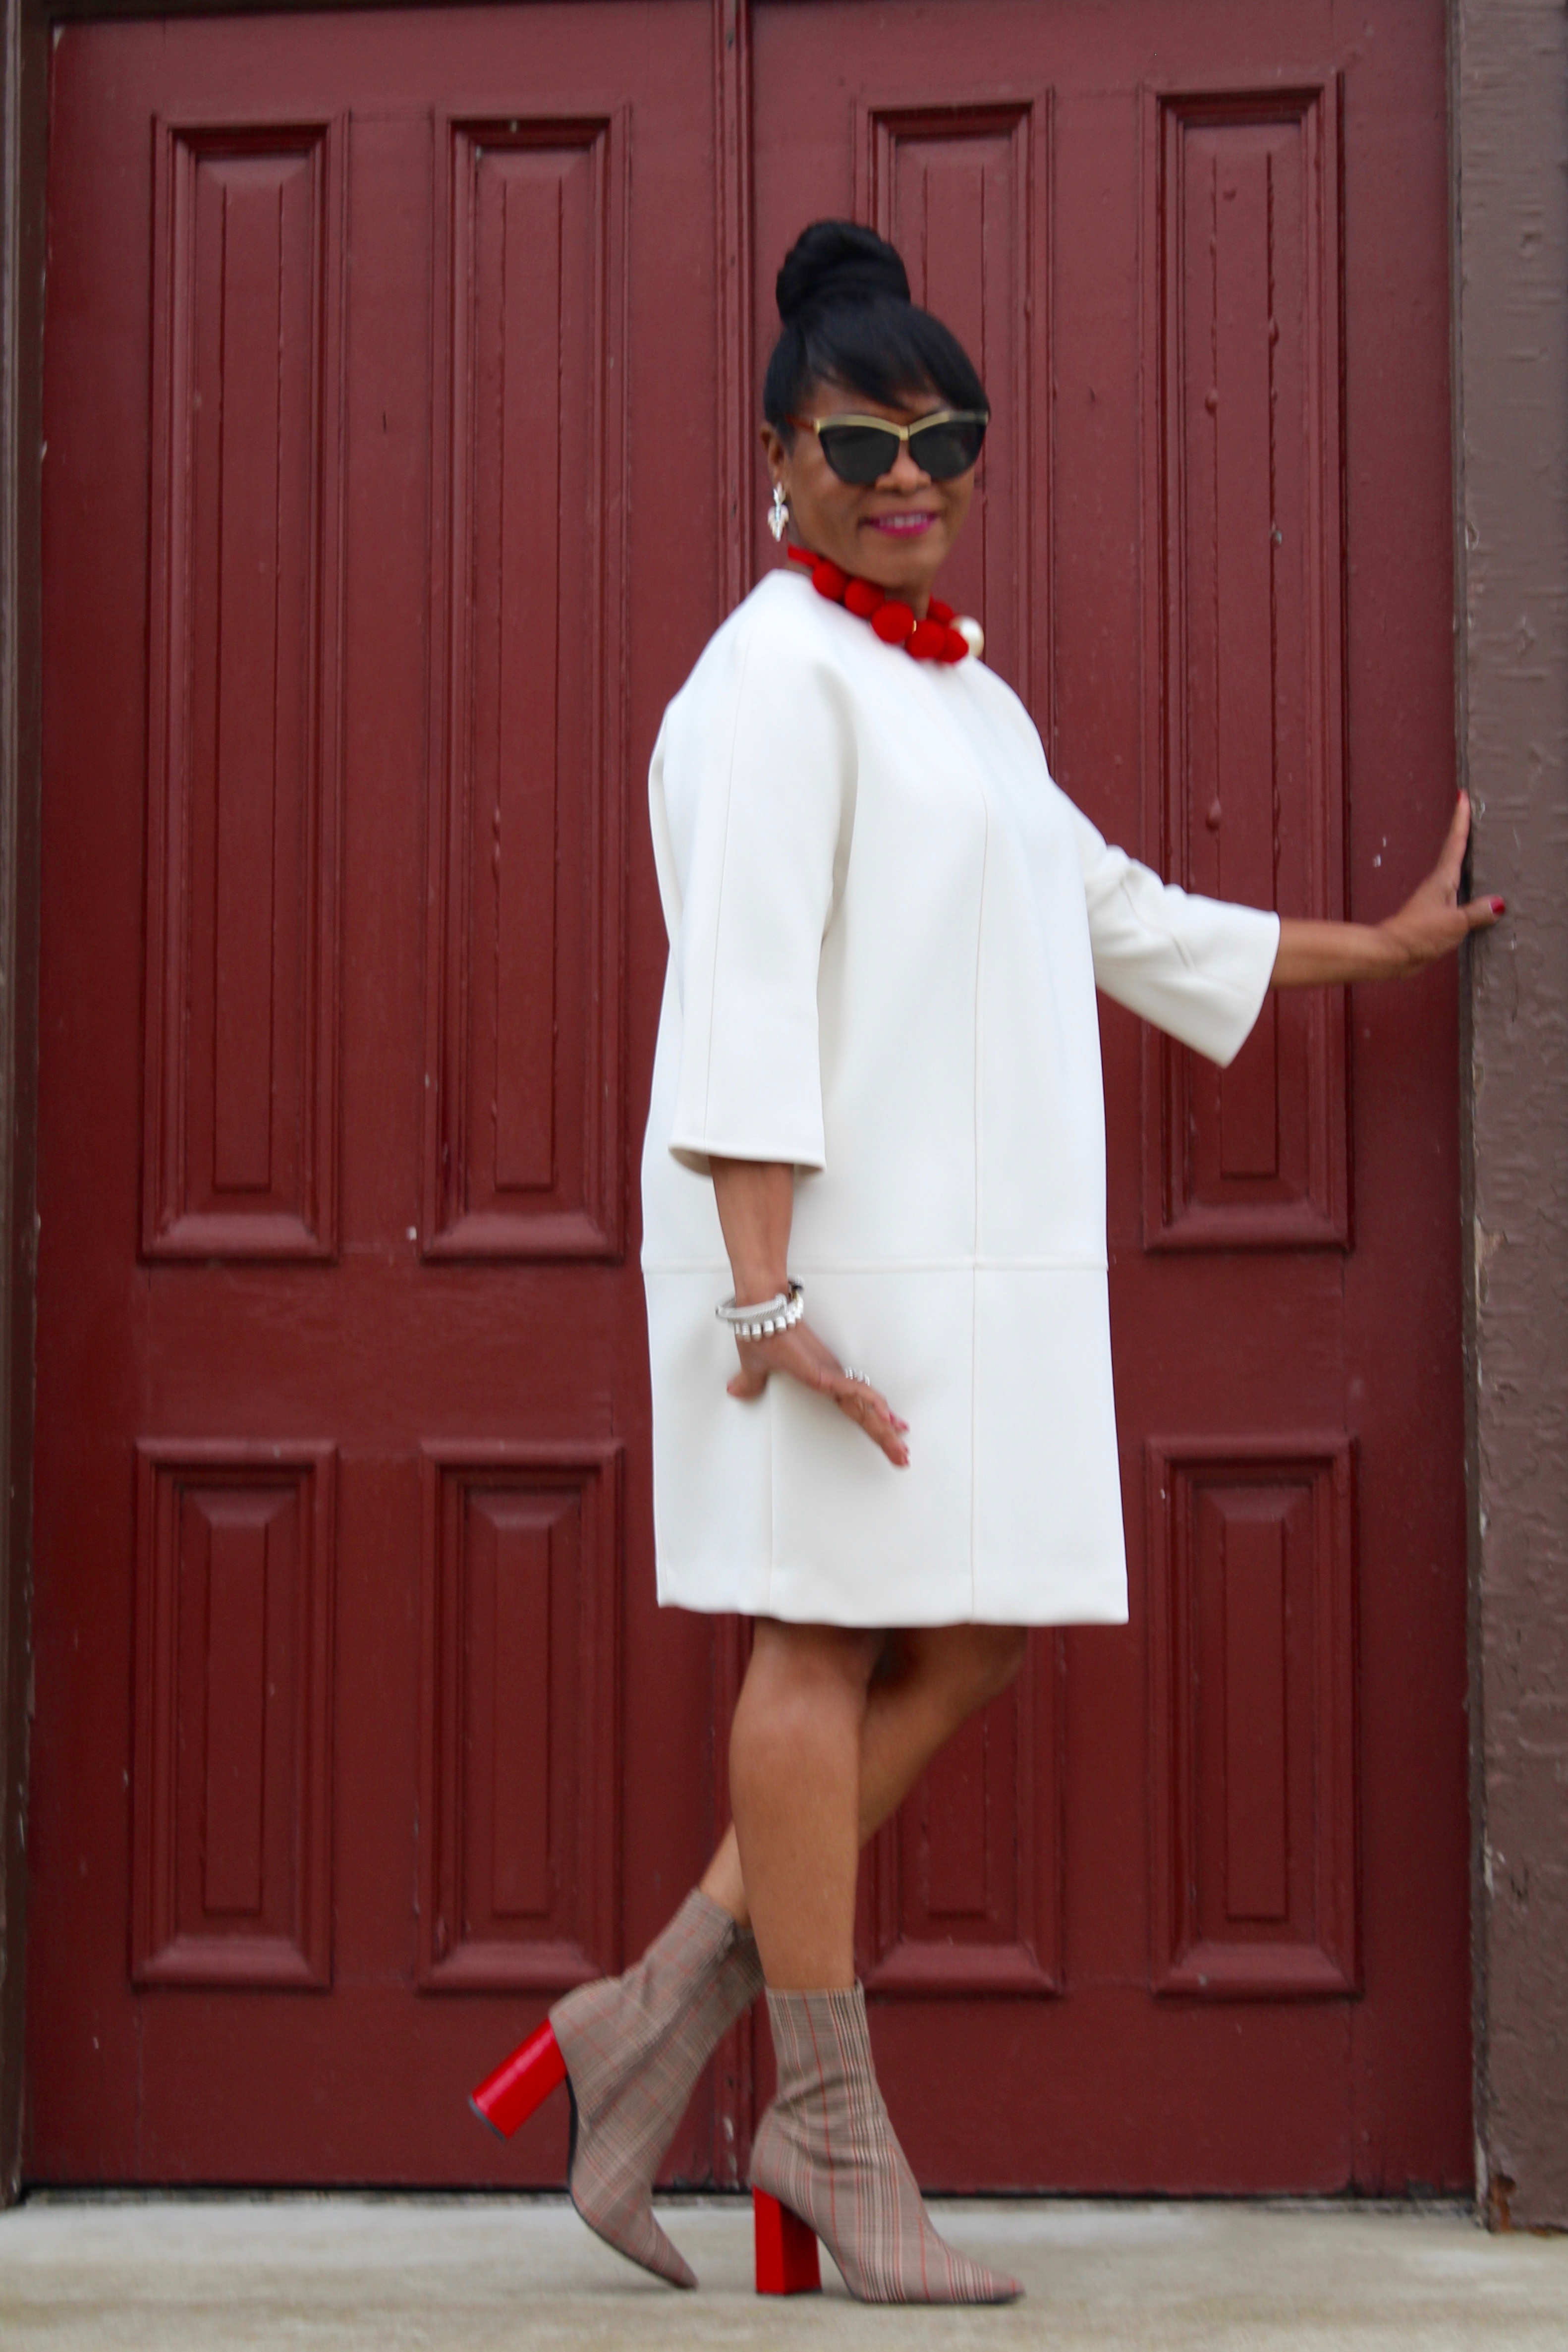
[754,2187,821,2296]
[470,2021,567,2138]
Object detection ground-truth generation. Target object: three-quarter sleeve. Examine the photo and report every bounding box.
[652,620,855,1172]
[1068,804,1281,1068]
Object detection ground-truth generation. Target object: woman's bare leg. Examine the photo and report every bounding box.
[725,1620,882,1987]
[707,1621,1027,1943]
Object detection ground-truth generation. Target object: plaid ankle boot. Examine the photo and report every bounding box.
[549,1888,763,2288]
[752,1981,1021,2304]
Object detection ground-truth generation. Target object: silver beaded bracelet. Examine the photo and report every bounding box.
[716,1281,805,1342]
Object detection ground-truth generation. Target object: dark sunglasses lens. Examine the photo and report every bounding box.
[817,425,902,484]
[909,419,987,479]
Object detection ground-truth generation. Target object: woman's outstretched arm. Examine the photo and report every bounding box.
[1271,792,1503,988]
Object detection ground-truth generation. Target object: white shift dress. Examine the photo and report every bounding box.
[641,566,1280,1626]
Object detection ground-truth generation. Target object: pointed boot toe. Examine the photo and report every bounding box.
[549,1889,763,2289]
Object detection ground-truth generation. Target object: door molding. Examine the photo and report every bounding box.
[0,0,43,2206]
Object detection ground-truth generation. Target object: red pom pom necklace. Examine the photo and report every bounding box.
[785,542,983,664]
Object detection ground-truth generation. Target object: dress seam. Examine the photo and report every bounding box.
[969,756,990,1618]
[642,1254,1111,1274]
[1104,880,1279,997]
[695,622,761,1142]
[764,1372,776,1616]
[895,659,997,1619]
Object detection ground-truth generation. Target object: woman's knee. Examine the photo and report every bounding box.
[917,1622,1028,1713]
[752,1618,883,1688]
[968,1623,1029,1702]
[736,1620,883,1747]
[732,1666,872,1796]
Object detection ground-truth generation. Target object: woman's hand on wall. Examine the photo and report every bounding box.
[1271,791,1504,987]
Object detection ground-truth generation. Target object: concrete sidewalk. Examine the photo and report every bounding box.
[1,2191,1566,2350]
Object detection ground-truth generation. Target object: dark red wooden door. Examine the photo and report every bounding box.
[31,0,1468,2196]
[30,8,727,2184]
[755,0,1470,2193]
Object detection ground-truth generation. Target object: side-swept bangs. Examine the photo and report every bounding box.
[763,296,987,431]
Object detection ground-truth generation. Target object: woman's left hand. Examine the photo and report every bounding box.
[1272,792,1505,988]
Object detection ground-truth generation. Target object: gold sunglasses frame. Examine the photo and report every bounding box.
[785,406,990,478]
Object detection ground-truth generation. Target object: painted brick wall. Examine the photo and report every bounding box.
[1453,0,1568,2233]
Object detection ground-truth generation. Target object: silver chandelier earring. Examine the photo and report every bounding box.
[768,481,789,542]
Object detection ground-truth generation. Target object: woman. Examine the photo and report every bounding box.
[474,221,1501,2303]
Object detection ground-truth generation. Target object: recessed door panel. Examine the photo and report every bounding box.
[131,1444,336,1988]
[857,101,1049,723]
[1143,87,1349,1250]
[424,116,628,1261]
[142,121,344,1260]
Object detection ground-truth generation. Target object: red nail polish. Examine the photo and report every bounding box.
[1491,897,1507,915]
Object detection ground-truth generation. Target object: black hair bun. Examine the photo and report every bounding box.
[762,214,985,433]
[776,220,910,323]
